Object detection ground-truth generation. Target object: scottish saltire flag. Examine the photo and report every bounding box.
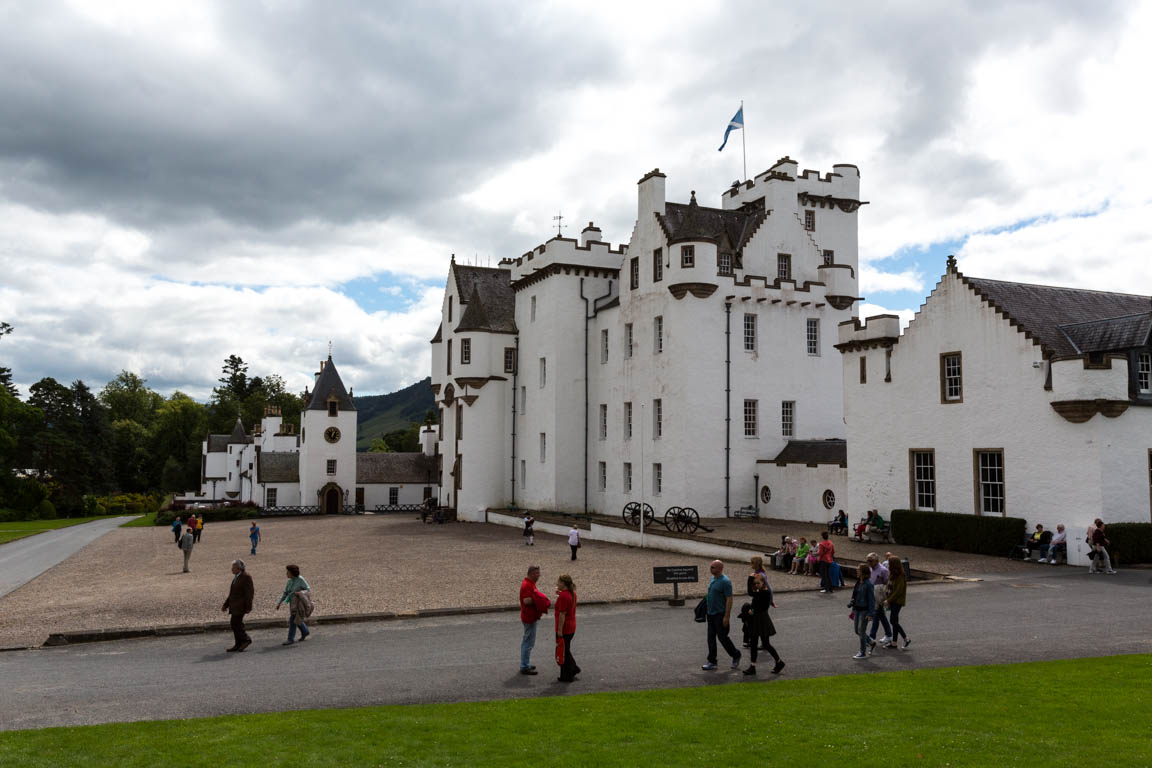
[718,106,743,152]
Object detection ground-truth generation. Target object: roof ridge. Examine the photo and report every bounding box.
[1057,310,1152,327]
[967,275,1151,300]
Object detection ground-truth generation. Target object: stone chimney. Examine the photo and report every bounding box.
[580,221,602,247]
[637,168,666,221]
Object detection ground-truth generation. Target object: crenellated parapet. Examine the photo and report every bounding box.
[835,314,901,352]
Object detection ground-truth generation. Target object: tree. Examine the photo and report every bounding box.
[99,371,162,427]
[369,425,420,453]
[0,322,15,398]
[216,355,249,401]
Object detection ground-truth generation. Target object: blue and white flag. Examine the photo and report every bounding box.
[718,106,743,152]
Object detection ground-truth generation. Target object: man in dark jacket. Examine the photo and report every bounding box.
[222,559,254,652]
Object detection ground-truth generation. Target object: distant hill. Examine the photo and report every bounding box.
[353,377,435,451]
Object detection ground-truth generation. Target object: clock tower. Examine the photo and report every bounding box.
[299,355,358,513]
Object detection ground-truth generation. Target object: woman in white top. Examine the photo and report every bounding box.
[568,527,581,561]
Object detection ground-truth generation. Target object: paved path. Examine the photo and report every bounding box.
[2,566,1149,731]
[0,517,136,599]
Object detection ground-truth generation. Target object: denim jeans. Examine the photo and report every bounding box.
[288,612,309,642]
[520,621,537,669]
[889,603,907,642]
[1089,547,1113,573]
[706,613,740,665]
[854,611,872,655]
[868,604,892,639]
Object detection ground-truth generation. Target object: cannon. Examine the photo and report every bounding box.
[621,503,711,534]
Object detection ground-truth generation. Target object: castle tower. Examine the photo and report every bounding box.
[299,355,357,513]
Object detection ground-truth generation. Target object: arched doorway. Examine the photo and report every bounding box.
[322,485,342,515]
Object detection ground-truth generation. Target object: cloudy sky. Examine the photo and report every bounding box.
[3,0,1150,399]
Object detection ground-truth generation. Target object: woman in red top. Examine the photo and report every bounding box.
[816,531,837,593]
[555,574,580,683]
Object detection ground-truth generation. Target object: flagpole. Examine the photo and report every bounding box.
[740,99,747,181]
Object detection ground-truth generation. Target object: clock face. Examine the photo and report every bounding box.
[324,427,341,444]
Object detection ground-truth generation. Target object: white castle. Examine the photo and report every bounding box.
[431,157,862,522]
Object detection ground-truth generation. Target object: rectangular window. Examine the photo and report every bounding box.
[653,398,662,439]
[625,323,634,358]
[265,487,277,507]
[448,296,453,323]
[519,386,526,415]
[910,450,936,511]
[653,248,663,282]
[860,355,867,384]
[806,318,820,356]
[460,338,471,365]
[975,450,1005,515]
[599,403,607,440]
[743,399,758,437]
[654,316,663,353]
[539,433,547,463]
[388,487,399,506]
[600,329,609,364]
[718,251,732,276]
[624,401,633,440]
[804,209,815,231]
[885,349,892,382]
[456,404,463,440]
[520,459,526,489]
[623,462,632,493]
[504,347,517,374]
[447,339,452,376]
[598,461,607,491]
[530,296,537,322]
[781,401,795,438]
[630,256,639,290]
[539,357,546,388]
[743,314,756,352]
[438,408,444,439]
[653,463,662,495]
[326,459,337,475]
[941,352,963,402]
[822,249,834,265]
[1139,351,1151,393]
[680,245,695,268]
[777,253,792,281]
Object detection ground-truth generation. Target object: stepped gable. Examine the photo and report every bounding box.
[771,439,847,467]
[453,265,516,333]
[357,452,438,484]
[657,192,766,250]
[306,355,356,411]
[962,276,1151,358]
[258,452,300,483]
[227,418,248,444]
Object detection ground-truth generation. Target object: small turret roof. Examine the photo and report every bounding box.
[228,418,247,444]
[306,356,356,411]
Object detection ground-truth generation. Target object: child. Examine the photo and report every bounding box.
[850,563,876,659]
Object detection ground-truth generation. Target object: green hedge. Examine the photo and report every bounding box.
[155,505,260,526]
[890,509,1027,556]
[1107,523,1152,565]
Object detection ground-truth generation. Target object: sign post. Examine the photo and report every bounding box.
[653,565,699,606]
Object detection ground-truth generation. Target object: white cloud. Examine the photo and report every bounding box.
[857,302,916,330]
[860,267,924,295]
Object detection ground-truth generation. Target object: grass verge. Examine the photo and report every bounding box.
[0,516,112,545]
[119,512,158,528]
[0,655,1149,767]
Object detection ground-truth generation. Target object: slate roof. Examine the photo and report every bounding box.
[207,435,230,453]
[228,418,247,444]
[356,452,438,484]
[430,322,443,343]
[963,276,1152,358]
[258,452,300,483]
[452,265,517,334]
[768,439,847,467]
[306,356,356,411]
[656,194,766,250]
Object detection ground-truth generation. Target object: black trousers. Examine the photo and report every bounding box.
[173,528,181,543]
[559,632,579,681]
[570,545,578,560]
[230,613,250,647]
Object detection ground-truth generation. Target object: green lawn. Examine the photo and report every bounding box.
[119,511,158,527]
[0,655,1148,767]
[0,516,113,545]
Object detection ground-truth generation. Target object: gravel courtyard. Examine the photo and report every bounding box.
[0,516,829,649]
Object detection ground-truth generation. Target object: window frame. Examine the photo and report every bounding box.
[822,249,834,265]
[460,337,471,365]
[718,250,732,276]
[539,432,546,463]
[598,461,607,491]
[743,398,758,438]
[804,209,815,231]
[806,318,820,356]
[859,355,867,384]
[654,316,663,354]
[623,462,632,493]
[777,253,792,281]
[530,295,537,322]
[629,257,639,290]
[504,347,517,374]
[653,398,662,439]
[598,403,607,440]
[908,449,936,511]
[600,328,609,364]
[653,248,663,283]
[743,313,756,352]
[388,487,399,506]
[539,357,546,388]
[624,401,632,440]
[973,449,1006,516]
[625,323,634,359]
[940,351,964,403]
[326,459,337,475]
[781,400,795,438]
[680,245,695,268]
[652,462,662,496]
[1138,351,1151,394]
[265,487,278,507]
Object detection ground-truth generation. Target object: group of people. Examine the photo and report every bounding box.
[518,565,580,682]
[848,552,912,659]
[220,559,315,652]
[702,558,785,676]
[776,531,841,592]
[171,514,204,544]
[1021,519,1117,573]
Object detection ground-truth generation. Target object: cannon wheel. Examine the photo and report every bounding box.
[664,506,684,532]
[681,507,700,534]
[622,502,642,526]
[640,503,655,527]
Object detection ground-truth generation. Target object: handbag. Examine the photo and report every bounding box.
[555,636,566,666]
[1088,551,1097,560]
[693,598,707,622]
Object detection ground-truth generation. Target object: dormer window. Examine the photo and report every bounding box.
[1138,351,1151,393]
[328,400,338,417]
[718,251,732,276]
[681,245,695,268]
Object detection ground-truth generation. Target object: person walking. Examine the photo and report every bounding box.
[221,559,254,652]
[567,526,581,561]
[193,515,204,544]
[816,531,836,593]
[179,526,195,573]
[742,572,784,676]
[276,564,312,645]
[866,553,892,648]
[1088,518,1116,574]
[850,563,877,659]
[523,513,535,546]
[883,556,911,649]
[249,522,261,555]
[743,556,768,648]
[554,574,579,682]
[702,560,741,671]
[171,516,183,544]
[519,565,551,675]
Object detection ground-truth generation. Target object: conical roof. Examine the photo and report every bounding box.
[306,356,357,411]
[228,418,247,443]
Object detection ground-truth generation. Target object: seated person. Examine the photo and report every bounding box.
[1040,524,1066,563]
[867,510,887,532]
[829,510,849,535]
[1024,524,1052,558]
[805,545,818,576]
[789,537,809,575]
[854,513,870,540]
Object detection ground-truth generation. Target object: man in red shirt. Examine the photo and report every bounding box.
[816,531,837,593]
[519,565,551,675]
